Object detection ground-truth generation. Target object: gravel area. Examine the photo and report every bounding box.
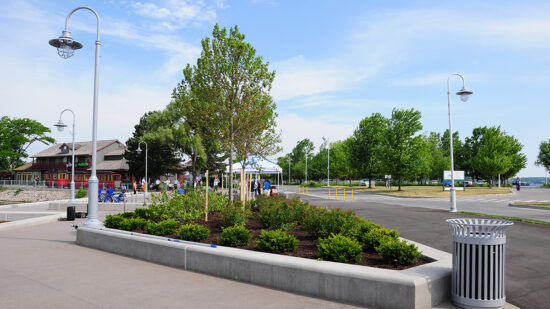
[0,189,69,202]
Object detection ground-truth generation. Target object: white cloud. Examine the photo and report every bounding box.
[131,0,225,31]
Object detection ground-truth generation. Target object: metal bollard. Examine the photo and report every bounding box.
[446,218,513,309]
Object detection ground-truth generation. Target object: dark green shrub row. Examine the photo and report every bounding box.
[220,202,251,227]
[257,198,308,230]
[219,225,251,247]
[146,219,178,236]
[358,226,399,251]
[375,238,422,265]
[317,234,362,263]
[256,230,298,253]
[177,224,210,241]
[304,207,360,238]
[119,217,148,231]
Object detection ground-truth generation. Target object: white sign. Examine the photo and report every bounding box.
[385,175,391,179]
[443,170,464,180]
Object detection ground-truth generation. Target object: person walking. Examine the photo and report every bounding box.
[213,177,219,192]
[141,177,147,192]
[132,180,137,195]
[515,177,521,191]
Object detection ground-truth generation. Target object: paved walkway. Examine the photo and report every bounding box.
[0,218,362,309]
[299,194,549,309]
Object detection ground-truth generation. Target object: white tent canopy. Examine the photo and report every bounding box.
[226,156,282,174]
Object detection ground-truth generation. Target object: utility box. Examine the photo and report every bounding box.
[67,206,76,221]
[446,218,513,309]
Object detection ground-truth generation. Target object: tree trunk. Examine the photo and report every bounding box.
[229,116,234,202]
[398,176,402,191]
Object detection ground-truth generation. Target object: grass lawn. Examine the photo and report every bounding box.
[459,211,550,226]
[514,202,550,207]
[330,185,512,197]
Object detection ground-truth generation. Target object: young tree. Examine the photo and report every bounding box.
[288,139,314,182]
[191,24,279,200]
[124,112,180,181]
[536,140,550,172]
[349,113,387,188]
[425,132,449,181]
[380,108,423,190]
[0,116,55,173]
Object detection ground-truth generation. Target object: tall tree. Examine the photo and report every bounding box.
[425,132,449,181]
[349,113,387,188]
[0,116,55,173]
[380,108,423,190]
[536,140,550,172]
[191,24,279,200]
[124,111,180,181]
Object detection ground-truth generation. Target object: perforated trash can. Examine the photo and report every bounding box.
[446,218,513,309]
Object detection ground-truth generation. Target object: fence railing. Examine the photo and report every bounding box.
[0,179,133,190]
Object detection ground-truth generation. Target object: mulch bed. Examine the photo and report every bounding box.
[133,209,429,270]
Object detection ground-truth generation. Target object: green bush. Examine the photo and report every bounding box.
[119,217,148,231]
[14,188,22,195]
[257,198,309,230]
[76,187,87,198]
[207,191,229,213]
[177,224,210,241]
[120,211,136,219]
[220,202,250,227]
[134,207,150,219]
[218,225,251,247]
[104,214,124,229]
[317,234,362,263]
[147,190,205,222]
[146,219,178,236]
[304,207,361,238]
[256,230,298,253]
[358,227,400,251]
[304,181,321,188]
[375,238,423,266]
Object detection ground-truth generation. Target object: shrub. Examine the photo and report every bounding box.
[218,225,251,247]
[258,202,294,230]
[256,230,298,253]
[76,187,87,198]
[146,219,178,236]
[177,224,210,242]
[0,185,6,192]
[358,227,400,251]
[119,217,148,231]
[317,234,362,263]
[104,214,124,229]
[134,207,150,219]
[304,207,361,238]
[120,212,136,219]
[220,202,250,227]
[207,191,229,213]
[304,181,322,188]
[14,188,22,195]
[375,238,423,266]
[147,190,205,222]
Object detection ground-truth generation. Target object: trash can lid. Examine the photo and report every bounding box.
[446,218,514,227]
[446,218,513,238]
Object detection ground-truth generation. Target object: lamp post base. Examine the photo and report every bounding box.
[82,218,103,228]
[450,188,457,212]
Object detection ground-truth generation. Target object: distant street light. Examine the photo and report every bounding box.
[447,73,473,212]
[54,109,76,202]
[50,6,102,227]
[305,151,308,184]
[136,141,148,197]
[288,156,291,185]
[327,141,330,188]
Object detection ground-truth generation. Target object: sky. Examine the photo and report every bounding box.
[1,0,550,177]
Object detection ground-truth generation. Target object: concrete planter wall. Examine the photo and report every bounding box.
[77,227,451,309]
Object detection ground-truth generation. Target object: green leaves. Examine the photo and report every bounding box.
[536,140,550,171]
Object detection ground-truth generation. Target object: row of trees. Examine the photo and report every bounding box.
[278,108,527,190]
[124,24,280,200]
[0,116,55,174]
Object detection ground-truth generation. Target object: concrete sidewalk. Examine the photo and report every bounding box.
[0,219,364,309]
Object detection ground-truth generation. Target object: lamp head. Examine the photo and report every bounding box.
[49,30,82,59]
[456,87,473,102]
[54,119,67,132]
[136,145,142,155]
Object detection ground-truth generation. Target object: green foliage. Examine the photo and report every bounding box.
[147,190,205,222]
[375,238,423,266]
[0,116,55,173]
[218,225,251,247]
[358,227,400,251]
[257,198,307,231]
[349,113,387,186]
[134,207,150,219]
[119,217,148,231]
[14,188,22,195]
[256,230,298,253]
[380,108,423,191]
[207,191,229,212]
[317,234,362,263]
[536,140,550,172]
[104,214,124,229]
[220,202,250,227]
[177,224,210,241]
[304,207,361,238]
[0,185,6,192]
[304,181,321,188]
[76,187,87,198]
[146,219,178,236]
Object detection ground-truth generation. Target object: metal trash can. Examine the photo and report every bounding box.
[67,206,76,221]
[446,218,513,309]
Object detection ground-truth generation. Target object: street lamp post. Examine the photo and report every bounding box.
[136,141,148,198]
[54,109,76,202]
[50,6,102,227]
[305,152,308,184]
[288,156,290,186]
[327,141,330,188]
[447,73,473,212]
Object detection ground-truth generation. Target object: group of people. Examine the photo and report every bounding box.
[132,177,181,194]
[250,178,276,198]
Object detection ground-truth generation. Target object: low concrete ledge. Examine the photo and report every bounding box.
[48,201,147,212]
[77,227,451,309]
[0,212,64,232]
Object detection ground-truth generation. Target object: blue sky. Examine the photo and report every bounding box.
[1,0,549,177]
